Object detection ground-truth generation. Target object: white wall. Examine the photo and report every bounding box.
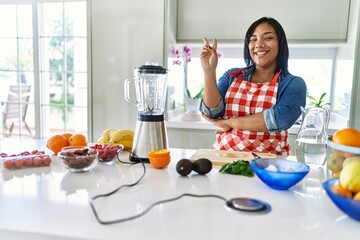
[90,0,165,141]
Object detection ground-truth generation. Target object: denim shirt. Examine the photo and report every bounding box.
[201,65,307,132]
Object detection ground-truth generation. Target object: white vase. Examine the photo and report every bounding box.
[185,98,201,111]
[182,98,202,122]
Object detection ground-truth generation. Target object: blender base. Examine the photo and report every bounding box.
[130,114,168,163]
[129,153,150,163]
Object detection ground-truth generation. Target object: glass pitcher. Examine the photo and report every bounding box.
[295,107,329,168]
[124,62,168,115]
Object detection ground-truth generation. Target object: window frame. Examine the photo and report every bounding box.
[0,0,90,139]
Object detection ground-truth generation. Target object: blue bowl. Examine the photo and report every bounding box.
[323,178,360,221]
[250,158,310,190]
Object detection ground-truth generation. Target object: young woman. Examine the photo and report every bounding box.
[200,17,307,156]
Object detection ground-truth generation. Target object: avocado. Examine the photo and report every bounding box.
[176,159,193,176]
[193,158,212,175]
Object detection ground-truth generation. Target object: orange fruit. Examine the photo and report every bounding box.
[68,134,88,147]
[46,135,69,154]
[148,149,171,169]
[331,182,353,198]
[332,128,360,148]
[61,133,73,141]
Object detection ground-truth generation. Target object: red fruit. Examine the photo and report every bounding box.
[33,157,43,167]
[42,156,52,166]
[14,159,24,169]
[3,160,14,169]
[37,150,45,155]
[24,157,34,167]
[31,150,39,154]
[22,151,31,156]
[0,153,8,158]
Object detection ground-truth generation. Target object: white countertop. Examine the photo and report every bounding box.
[0,138,358,240]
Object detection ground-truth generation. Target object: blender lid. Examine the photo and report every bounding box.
[136,62,167,74]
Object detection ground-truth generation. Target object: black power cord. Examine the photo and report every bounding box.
[89,150,227,225]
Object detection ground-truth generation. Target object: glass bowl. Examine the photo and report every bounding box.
[323,178,360,221]
[326,137,360,178]
[58,146,98,172]
[90,144,124,165]
[250,158,310,190]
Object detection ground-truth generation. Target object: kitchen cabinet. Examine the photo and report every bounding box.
[177,0,350,43]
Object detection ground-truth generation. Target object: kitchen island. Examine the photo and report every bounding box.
[0,138,358,240]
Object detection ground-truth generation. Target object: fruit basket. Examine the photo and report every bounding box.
[326,137,360,178]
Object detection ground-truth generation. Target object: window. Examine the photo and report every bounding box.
[0,1,88,139]
[167,45,351,129]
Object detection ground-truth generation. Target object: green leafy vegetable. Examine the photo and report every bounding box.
[219,160,254,177]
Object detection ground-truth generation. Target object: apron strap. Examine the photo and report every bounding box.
[229,68,282,83]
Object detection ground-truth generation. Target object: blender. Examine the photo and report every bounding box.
[124,62,169,162]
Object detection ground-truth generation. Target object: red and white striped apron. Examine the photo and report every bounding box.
[212,69,290,156]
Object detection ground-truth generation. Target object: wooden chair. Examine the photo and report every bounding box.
[2,84,33,137]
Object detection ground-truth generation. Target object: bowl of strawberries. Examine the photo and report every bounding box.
[90,144,124,165]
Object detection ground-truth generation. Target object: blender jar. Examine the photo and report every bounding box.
[125,62,168,115]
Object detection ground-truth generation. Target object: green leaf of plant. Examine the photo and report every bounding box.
[308,92,331,107]
[185,88,192,98]
[319,92,326,102]
[193,87,204,99]
[308,96,317,102]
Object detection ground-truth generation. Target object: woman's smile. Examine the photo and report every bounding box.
[255,51,269,56]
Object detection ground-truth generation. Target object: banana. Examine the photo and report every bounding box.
[101,128,118,142]
[97,137,108,144]
[118,139,133,150]
[109,129,134,150]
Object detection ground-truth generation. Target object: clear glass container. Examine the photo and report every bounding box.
[58,147,98,172]
[295,107,329,169]
[125,62,168,115]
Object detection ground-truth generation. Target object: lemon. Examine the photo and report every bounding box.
[340,161,360,192]
[343,156,360,167]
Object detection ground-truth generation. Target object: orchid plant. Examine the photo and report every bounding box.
[171,45,223,99]
[171,45,196,99]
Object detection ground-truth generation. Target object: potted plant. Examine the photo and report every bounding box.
[308,92,330,108]
[308,92,331,127]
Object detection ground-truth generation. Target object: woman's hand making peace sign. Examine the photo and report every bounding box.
[200,37,218,72]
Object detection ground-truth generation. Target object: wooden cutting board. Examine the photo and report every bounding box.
[189,149,277,166]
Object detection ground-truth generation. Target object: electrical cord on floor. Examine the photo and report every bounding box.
[89,150,227,225]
